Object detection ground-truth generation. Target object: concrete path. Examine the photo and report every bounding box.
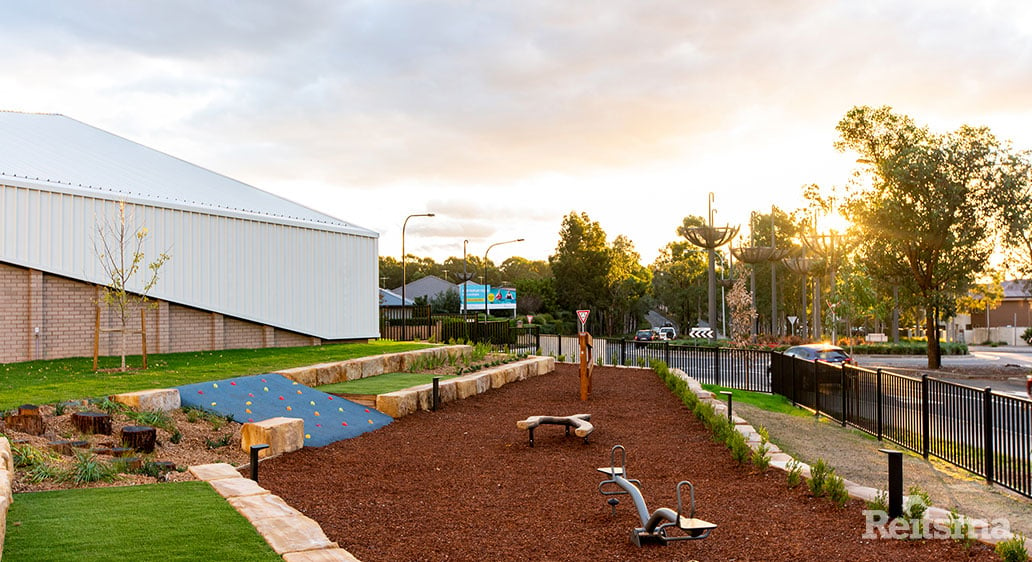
[735,401,1032,543]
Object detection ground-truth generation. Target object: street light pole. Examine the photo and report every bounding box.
[401,213,435,340]
[483,238,524,318]
[462,239,469,314]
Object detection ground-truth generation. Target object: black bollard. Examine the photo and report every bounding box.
[432,377,441,411]
[879,448,903,518]
[250,444,270,483]
[719,390,733,422]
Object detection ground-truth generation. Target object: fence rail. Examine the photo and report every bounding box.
[771,354,1032,499]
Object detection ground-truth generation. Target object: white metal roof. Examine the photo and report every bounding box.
[0,111,376,237]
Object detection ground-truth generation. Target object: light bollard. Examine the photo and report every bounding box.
[250,444,270,483]
[719,390,733,422]
[879,448,903,519]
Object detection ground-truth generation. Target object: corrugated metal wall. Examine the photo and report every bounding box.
[0,182,379,340]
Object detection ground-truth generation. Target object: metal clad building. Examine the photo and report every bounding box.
[0,111,379,355]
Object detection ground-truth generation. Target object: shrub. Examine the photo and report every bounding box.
[995,532,1028,562]
[808,458,833,497]
[903,485,930,523]
[825,474,849,507]
[65,452,118,485]
[12,443,56,469]
[786,460,803,488]
[751,442,771,471]
[867,490,888,512]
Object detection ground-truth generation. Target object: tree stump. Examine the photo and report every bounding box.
[72,411,112,435]
[49,440,74,456]
[121,425,157,453]
[109,447,134,457]
[4,404,45,435]
[119,457,143,472]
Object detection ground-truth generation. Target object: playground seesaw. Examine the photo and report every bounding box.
[597,444,717,547]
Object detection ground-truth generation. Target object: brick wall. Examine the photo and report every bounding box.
[0,264,30,364]
[0,262,323,363]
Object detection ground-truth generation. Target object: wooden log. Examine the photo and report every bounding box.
[91,447,113,456]
[109,447,134,457]
[121,425,157,453]
[5,413,46,436]
[49,440,74,456]
[147,461,176,474]
[72,411,113,435]
[119,457,143,472]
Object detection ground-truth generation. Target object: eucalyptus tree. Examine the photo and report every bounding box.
[837,105,1030,368]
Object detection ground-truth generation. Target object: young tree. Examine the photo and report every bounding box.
[727,270,756,343]
[837,105,1030,367]
[549,212,612,314]
[94,201,170,371]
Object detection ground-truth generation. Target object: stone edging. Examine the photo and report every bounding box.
[669,367,1032,554]
[189,463,359,561]
[273,346,473,387]
[0,437,12,555]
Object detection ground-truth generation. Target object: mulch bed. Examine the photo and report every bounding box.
[258,364,998,561]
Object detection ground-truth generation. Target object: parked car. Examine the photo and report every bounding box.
[634,329,659,347]
[658,327,676,341]
[782,343,856,365]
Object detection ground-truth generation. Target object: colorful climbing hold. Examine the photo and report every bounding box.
[364,408,370,413]
[198,390,204,394]
[338,407,344,412]
[245,401,252,406]
[297,390,303,395]
[211,402,217,407]
[286,406,293,411]
[314,411,320,416]
[278,396,285,400]
[230,381,237,386]
[248,418,254,423]
[245,409,252,414]
[368,419,374,424]
[305,433,311,439]
[212,383,219,389]
[342,422,348,426]
[309,401,316,406]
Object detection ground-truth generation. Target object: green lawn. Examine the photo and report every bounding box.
[4,482,281,561]
[702,384,811,417]
[0,341,430,409]
[319,372,457,395]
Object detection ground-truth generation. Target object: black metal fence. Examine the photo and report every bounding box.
[377,318,1032,498]
[770,354,1032,499]
[378,307,540,354]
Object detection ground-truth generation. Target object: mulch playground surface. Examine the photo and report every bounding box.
[257,364,998,561]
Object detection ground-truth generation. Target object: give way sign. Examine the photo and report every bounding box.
[576,309,590,326]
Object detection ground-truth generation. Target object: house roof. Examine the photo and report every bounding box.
[1003,279,1032,299]
[379,288,413,307]
[392,275,457,301]
[0,111,375,236]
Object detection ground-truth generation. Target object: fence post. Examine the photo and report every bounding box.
[535,327,540,354]
[840,366,847,427]
[664,340,670,367]
[921,374,930,459]
[713,346,721,387]
[983,387,994,487]
[876,368,883,441]
[790,356,798,406]
[620,339,625,366]
[813,361,820,417]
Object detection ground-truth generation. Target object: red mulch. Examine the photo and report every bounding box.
[257,364,999,561]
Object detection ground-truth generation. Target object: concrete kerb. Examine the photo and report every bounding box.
[669,367,1032,553]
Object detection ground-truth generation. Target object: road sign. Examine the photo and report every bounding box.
[526,315,534,324]
[576,310,590,325]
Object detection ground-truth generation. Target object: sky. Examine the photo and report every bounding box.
[2,1,1031,269]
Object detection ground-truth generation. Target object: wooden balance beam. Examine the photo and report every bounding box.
[516,414,593,447]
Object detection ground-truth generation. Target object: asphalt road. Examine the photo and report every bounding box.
[855,345,1032,399]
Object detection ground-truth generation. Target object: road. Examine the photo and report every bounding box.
[855,345,1032,400]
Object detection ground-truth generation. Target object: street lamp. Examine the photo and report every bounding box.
[462,239,469,314]
[401,213,435,340]
[483,238,524,317]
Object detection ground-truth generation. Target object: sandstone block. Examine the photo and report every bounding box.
[0,437,11,472]
[283,548,362,562]
[110,388,181,412]
[454,377,480,400]
[361,356,385,380]
[251,513,337,555]
[189,463,242,481]
[276,366,318,387]
[376,392,415,418]
[229,493,304,523]
[241,417,304,458]
[342,361,362,381]
[209,476,271,499]
[0,468,11,506]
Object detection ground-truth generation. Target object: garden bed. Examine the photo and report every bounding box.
[256,364,998,561]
